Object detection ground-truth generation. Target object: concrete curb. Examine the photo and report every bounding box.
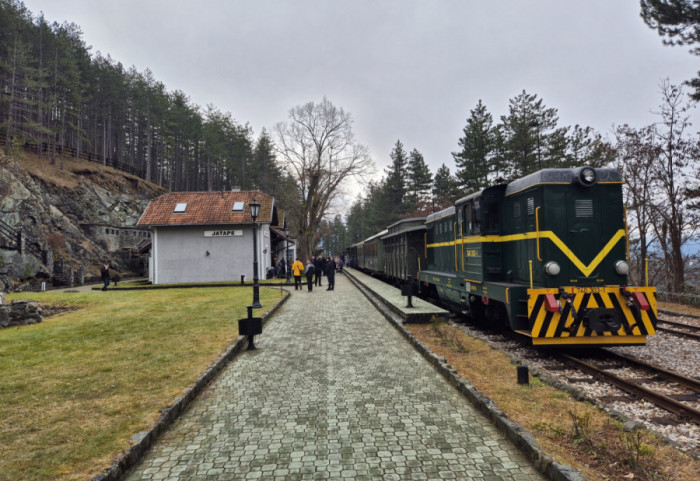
[345,270,587,481]
[90,289,291,481]
[88,282,295,291]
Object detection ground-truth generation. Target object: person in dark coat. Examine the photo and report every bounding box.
[100,263,110,291]
[279,257,286,278]
[305,259,315,292]
[314,256,324,287]
[325,256,336,290]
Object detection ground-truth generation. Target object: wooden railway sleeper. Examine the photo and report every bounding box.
[560,353,700,424]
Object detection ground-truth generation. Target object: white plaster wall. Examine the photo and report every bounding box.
[152,224,269,284]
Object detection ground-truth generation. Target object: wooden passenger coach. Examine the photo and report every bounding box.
[382,218,426,282]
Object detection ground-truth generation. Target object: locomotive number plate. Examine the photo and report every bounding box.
[571,287,604,294]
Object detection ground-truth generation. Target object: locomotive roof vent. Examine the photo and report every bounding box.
[573,166,597,187]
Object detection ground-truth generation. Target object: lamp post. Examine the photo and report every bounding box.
[284,219,291,284]
[250,198,262,308]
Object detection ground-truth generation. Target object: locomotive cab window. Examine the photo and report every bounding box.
[472,199,482,234]
[462,204,474,234]
[484,198,500,234]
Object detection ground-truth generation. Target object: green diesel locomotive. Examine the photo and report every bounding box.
[352,166,657,347]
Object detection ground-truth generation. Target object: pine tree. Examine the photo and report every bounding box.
[406,148,433,212]
[453,99,494,193]
[385,139,409,216]
[432,163,459,211]
[566,125,615,167]
[640,0,700,100]
[250,128,282,197]
[345,196,367,244]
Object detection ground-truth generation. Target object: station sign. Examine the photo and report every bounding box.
[204,230,243,237]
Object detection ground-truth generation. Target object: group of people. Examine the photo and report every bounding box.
[290,255,340,292]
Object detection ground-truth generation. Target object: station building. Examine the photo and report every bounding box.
[137,191,295,285]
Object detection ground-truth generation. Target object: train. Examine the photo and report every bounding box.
[348,166,658,347]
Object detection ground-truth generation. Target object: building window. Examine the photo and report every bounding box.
[174,203,187,213]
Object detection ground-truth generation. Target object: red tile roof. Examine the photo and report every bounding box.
[137,191,275,227]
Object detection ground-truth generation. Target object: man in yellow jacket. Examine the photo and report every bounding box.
[291,258,305,291]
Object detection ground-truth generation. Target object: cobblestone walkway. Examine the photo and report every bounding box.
[124,274,546,481]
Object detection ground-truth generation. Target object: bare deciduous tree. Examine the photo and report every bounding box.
[615,81,700,292]
[614,124,661,286]
[274,97,374,258]
[650,80,699,291]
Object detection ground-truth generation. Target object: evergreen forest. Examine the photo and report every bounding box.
[0,0,285,197]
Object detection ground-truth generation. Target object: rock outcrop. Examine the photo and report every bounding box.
[0,153,166,291]
[0,300,42,327]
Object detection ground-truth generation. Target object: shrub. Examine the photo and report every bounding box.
[23,263,34,280]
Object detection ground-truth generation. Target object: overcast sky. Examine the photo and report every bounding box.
[22,0,699,197]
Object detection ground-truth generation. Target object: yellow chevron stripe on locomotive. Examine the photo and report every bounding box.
[522,286,657,346]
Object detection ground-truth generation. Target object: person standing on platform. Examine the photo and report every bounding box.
[314,255,324,287]
[325,256,336,290]
[292,258,304,290]
[305,259,315,292]
[100,263,111,291]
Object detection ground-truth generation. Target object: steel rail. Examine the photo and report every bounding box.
[656,325,700,341]
[658,318,700,331]
[602,350,700,392]
[558,353,700,425]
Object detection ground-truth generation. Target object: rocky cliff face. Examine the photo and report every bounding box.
[0,153,166,291]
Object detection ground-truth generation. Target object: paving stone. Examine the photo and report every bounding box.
[123,275,547,480]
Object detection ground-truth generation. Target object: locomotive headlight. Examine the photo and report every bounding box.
[615,260,630,275]
[544,261,561,276]
[573,166,597,186]
[581,167,596,184]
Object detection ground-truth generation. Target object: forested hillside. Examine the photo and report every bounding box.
[0,0,285,195]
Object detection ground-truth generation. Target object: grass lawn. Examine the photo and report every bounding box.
[0,286,284,481]
[407,321,700,481]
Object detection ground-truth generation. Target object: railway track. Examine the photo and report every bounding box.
[657,317,700,341]
[556,350,700,425]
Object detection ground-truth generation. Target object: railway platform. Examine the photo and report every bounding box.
[342,267,449,324]
[122,272,564,481]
